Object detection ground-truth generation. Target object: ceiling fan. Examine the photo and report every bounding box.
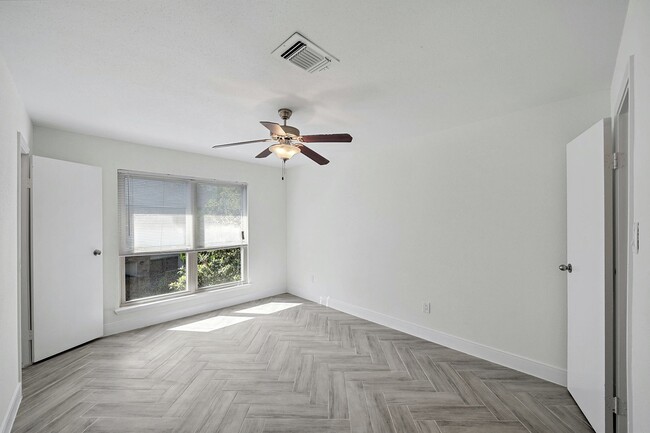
[212,108,352,177]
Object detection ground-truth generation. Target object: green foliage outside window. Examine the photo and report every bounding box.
[168,254,188,292]
[168,248,241,291]
[198,248,242,288]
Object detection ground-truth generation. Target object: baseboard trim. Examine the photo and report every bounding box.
[290,288,567,386]
[104,287,286,335]
[1,382,21,433]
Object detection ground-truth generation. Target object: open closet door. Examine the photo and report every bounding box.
[31,156,103,362]
[565,119,612,433]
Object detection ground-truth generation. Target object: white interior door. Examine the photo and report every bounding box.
[31,156,103,362]
[566,118,612,433]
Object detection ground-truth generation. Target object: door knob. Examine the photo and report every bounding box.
[559,263,572,273]
[93,249,102,256]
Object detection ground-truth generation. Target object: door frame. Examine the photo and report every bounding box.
[611,55,634,433]
[16,132,30,374]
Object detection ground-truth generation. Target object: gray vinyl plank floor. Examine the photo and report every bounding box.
[13,294,593,433]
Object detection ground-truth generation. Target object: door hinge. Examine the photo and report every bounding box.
[28,330,33,341]
[609,152,624,170]
[611,396,627,416]
[25,178,32,189]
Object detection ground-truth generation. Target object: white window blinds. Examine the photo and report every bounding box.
[118,172,247,255]
[196,183,246,248]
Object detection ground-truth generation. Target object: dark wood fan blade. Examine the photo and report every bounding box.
[255,148,272,158]
[212,139,272,149]
[260,121,286,136]
[298,145,330,165]
[300,133,352,143]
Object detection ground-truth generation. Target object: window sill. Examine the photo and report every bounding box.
[114,283,251,315]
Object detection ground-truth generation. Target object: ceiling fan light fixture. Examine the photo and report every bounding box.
[211,108,351,170]
[269,143,301,160]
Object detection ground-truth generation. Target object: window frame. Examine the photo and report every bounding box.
[118,170,249,306]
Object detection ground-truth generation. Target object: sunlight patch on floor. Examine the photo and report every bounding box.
[169,315,253,332]
[236,302,302,315]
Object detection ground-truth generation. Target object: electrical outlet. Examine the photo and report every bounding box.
[423,302,430,314]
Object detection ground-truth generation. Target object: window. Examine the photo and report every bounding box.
[118,171,248,304]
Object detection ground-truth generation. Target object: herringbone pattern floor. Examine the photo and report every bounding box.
[14,294,593,433]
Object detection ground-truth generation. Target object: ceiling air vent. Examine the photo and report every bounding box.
[272,32,339,73]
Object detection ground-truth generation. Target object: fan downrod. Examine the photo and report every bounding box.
[278,108,292,125]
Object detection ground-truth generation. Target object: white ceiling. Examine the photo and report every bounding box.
[0,0,628,166]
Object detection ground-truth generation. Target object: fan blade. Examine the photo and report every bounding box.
[255,148,272,158]
[212,139,273,149]
[298,145,330,165]
[260,121,287,136]
[300,133,353,143]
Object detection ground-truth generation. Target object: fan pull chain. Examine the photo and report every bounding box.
[282,159,286,180]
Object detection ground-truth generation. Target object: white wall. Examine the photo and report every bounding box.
[33,126,287,335]
[287,90,609,384]
[611,0,650,430]
[0,55,31,432]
